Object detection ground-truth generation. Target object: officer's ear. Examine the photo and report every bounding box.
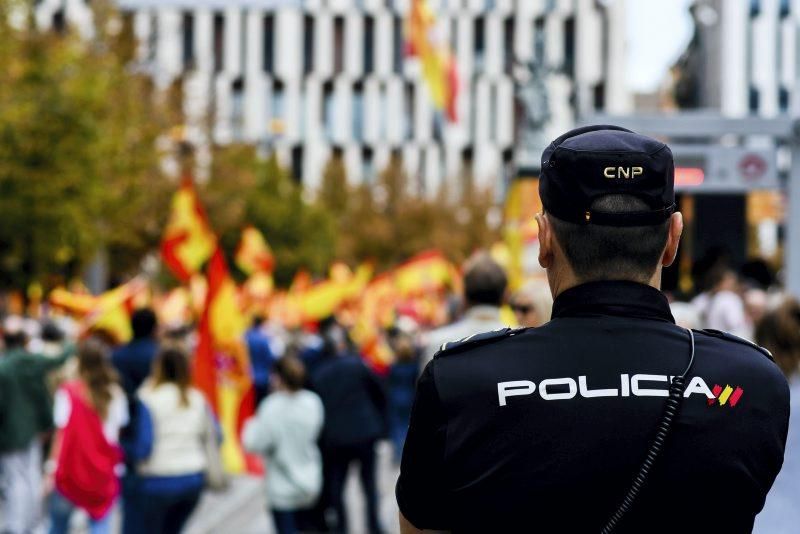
[661,212,683,268]
[536,212,554,269]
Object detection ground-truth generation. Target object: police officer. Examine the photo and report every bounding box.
[396,125,790,533]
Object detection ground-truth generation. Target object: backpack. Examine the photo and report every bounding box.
[119,396,154,465]
[55,382,123,520]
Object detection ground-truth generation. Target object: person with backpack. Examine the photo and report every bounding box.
[137,344,213,533]
[46,338,129,534]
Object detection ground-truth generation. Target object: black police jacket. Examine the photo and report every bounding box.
[396,281,789,533]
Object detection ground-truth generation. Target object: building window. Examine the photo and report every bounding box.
[213,13,225,72]
[334,16,345,75]
[353,81,364,142]
[272,80,285,121]
[323,81,335,140]
[593,83,605,110]
[52,9,66,34]
[563,16,575,78]
[533,16,545,62]
[504,16,515,74]
[304,15,314,75]
[291,146,304,183]
[474,16,485,70]
[148,12,158,62]
[232,78,245,140]
[263,14,274,74]
[749,0,761,17]
[364,16,375,74]
[393,16,403,74]
[404,82,415,141]
[779,87,790,111]
[182,12,195,69]
[749,86,760,112]
[379,83,388,141]
[779,0,790,18]
[362,147,375,183]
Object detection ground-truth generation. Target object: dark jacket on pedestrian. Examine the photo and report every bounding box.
[0,346,74,453]
[112,338,158,398]
[311,354,387,448]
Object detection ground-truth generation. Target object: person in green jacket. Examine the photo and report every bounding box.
[0,316,74,534]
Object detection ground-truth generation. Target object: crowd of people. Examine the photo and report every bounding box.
[0,250,798,533]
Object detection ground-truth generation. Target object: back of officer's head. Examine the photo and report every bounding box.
[549,196,671,283]
[538,125,681,286]
[463,253,507,307]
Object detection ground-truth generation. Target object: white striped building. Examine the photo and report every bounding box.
[35,0,630,194]
[676,0,799,118]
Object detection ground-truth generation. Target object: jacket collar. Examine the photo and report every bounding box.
[551,280,675,323]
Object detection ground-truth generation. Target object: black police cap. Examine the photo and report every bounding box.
[539,125,676,226]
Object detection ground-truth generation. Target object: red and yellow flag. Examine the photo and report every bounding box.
[235,226,275,275]
[50,279,147,344]
[161,176,216,281]
[406,0,459,122]
[194,247,258,474]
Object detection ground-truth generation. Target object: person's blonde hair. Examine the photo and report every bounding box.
[77,338,119,420]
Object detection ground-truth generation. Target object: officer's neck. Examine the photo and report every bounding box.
[549,265,663,299]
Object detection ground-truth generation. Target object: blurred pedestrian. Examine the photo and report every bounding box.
[693,267,751,338]
[0,316,73,534]
[47,339,128,534]
[421,253,509,368]
[243,355,324,534]
[112,308,159,397]
[112,308,160,534]
[754,299,800,533]
[508,280,553,328]
[137,345,209,533]
[386,323,420,463]
[311,320,387,534]
[246,315,277,406]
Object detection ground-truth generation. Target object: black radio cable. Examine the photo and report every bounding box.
[600,328,696,534]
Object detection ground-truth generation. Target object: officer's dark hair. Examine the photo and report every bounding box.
[463,253,508,307]
[549,195,671,284]
[131,308,157,339]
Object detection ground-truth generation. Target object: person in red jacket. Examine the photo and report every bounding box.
[46,338,129,534]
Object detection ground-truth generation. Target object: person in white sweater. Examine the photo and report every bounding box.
[138,345,209,533]
[243,355,324,534]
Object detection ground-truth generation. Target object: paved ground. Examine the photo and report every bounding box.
[186,441,401,534]
[6,442,399,533]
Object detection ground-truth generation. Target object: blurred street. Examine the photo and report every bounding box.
[186,443,400,534]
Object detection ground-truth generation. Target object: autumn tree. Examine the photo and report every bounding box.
[0,0,173,289]
[204,146,337,286]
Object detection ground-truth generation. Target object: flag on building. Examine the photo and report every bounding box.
[406,0,459,122]
[161,176,217,281]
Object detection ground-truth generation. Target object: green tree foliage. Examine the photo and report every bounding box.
[0,1,172,289]
[327,153,501,271]
[204,146,337,286]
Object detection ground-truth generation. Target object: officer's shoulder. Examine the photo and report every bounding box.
[433,327,529,359]
[693,328,774,363]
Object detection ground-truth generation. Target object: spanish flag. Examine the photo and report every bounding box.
[50,279,147,344]
[235,226,275,275]
[194,247,258,474]
[161,176,217,281]
[406,0,459,122]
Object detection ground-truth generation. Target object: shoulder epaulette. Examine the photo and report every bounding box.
[434,327,527,359]
[694,328,774,362]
